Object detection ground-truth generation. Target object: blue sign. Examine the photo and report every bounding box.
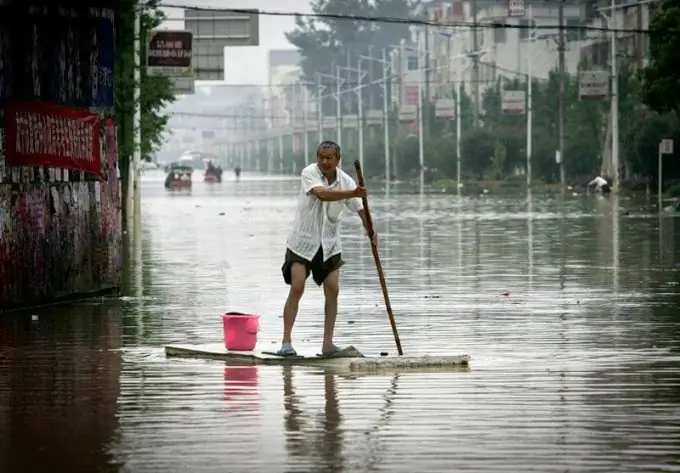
[95,15,115,109]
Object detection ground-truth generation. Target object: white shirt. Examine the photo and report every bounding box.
[588,176,608,189]
[286,163,364,261]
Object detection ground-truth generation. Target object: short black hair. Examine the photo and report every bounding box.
[316,140,341,158]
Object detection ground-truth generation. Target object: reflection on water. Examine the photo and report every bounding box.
[0,175,679,472]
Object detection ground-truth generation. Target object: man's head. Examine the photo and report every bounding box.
[316,140,341,176]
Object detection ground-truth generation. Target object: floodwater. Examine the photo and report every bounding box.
[1,170,680,473]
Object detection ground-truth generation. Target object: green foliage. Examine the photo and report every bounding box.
[276,0,680,187]
[640,0,680,114]
[115,0,176,175]
[328,66,680,185]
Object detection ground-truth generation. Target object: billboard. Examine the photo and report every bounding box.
[147,30,193,76]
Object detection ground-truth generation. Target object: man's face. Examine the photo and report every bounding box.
[316,147,340,175]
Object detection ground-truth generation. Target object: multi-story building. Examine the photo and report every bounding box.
[266,49,301,129]
[430,1,591,92]
[579,0,653,71]
[388,43,421,107]
[388,0,592,116]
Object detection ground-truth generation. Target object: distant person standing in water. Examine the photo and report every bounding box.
[234,165,242,181]
[587,175,611,195]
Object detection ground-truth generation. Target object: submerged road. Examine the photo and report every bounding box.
[1,170,679,472]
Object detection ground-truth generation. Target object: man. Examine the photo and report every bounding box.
[278,140,377,357]
[587,175,611,195]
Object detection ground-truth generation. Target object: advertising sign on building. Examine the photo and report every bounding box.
[343,115,358,128]
[365,109,384,126]
[405,85,419,105]
[507,0,525,17]
[435,98,455,119]
[147,30,193,76]
[501,90,526,114]
[451,0,465,22]
[322,116,337,129]
[399,104,417,122]
[579,70,609,101]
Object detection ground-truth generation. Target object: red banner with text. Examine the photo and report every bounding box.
[4,100,102,176]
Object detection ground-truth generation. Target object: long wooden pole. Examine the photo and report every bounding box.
[354,160,403,355]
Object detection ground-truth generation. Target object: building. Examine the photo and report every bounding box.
[162,84,267,159]
[579,0,652,71]
[430,1,590,92]
[387,40,423,124]
[266,49,302,128]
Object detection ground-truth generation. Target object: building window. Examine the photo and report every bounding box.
[407,55,419,70]
[493,22,507,43]
[519,19,535,40]
[566,19,586,42]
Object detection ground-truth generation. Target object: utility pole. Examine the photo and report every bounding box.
[471,0,479,126]
[557,1,566,190]
[424,25,431,135]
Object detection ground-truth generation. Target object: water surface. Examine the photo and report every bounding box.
[1,171,679,472]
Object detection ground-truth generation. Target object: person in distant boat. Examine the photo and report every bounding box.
[234,165,241,181]
[206,160,222,181]
[278,140,377,357]
[587,175,611,195]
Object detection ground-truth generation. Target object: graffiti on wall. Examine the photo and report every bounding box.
[0,181,121,307]
[0,3,121,309]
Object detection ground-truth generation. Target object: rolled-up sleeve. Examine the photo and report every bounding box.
[344,175,364,212]
[301,166,324,194]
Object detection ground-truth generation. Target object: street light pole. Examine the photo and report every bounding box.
[360,49,392,185]
[335,66,342,147]
[456,78,461,194]
[527,4,534,188]
[302,83,309,165]
[358,59,364,170]
[339,62,369,171]
[382,49,390,185]
[610,0,620,193]
[417,32,425,190]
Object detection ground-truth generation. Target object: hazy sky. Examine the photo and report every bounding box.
[160,0,312,86]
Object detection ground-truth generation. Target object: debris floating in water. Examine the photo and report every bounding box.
[346,355,470,372]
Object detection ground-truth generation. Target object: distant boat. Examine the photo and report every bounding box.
[164,164,193,190]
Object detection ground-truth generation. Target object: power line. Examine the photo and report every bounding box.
[171,76,543,89]
[158,3,654,35]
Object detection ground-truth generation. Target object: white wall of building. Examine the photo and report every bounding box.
[439,2,591,94]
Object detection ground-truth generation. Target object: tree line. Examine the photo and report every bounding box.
[271,0,680,193]
[116,0,680,195]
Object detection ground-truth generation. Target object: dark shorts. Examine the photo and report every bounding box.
[601,183,611,194]
[282,247,344,286]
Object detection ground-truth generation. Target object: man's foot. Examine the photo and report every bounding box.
[319,345,343,357]
[276,344,298,357]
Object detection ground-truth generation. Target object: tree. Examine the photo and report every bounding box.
[115,0,176,208]
[640,0,680,114]
[285,0,418,118]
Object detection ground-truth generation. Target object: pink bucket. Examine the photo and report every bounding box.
[222,312,259,351]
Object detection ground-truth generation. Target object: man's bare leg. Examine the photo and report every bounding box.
[321,269,340,353]
[282,263,307,348]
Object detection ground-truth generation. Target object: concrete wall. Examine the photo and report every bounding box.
[0,2,122,310]
[0,181,122,308]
